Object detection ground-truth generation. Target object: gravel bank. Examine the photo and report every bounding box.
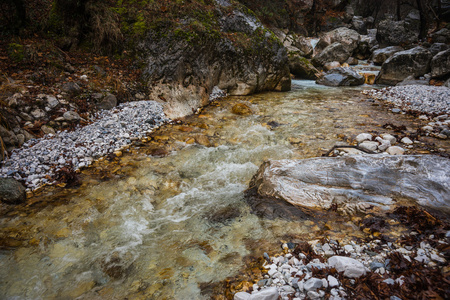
[235,232,449,300]
[0,101,170,191]
[363,85,450,115]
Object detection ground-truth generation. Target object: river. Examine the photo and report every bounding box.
[0,79,439,299]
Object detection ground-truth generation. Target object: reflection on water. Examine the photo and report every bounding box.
[0,81,421,299]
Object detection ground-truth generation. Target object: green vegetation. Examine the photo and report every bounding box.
[7,43,25,62]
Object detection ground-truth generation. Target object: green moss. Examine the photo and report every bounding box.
[7,43,25,62]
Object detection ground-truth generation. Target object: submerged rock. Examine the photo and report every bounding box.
[248,156,450,215]
[0,177,26,204]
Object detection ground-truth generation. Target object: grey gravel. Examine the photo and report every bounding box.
[363,85,450,115]
[0,101,170,191]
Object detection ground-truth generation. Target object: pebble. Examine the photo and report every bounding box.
[364,86,450,115]
[0,101,169,190]
[400,137,413,144]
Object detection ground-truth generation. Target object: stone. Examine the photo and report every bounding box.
[376,47,432,85]
[396,75,429,86]
[248,155,450,214]
[370,261,384,271]
[63,111,81,121]
[97,93,118,110]
[195,135,210,147]
[248,287,279,300]
[0,125,18,147]
[307,291,321,299]
[355,133,372,143]
[371,46,403,65]
[328,256,366,278]
[31,108,46,119]
[429,43,449,56]
[288,54,320,79]
[328,275,339,288]
[431,28,450,44]
[346,57,358,65]
[386,146,405,155]
[142,5,291,119]
[324,61,341,71]
[375,138,391,151]
[0,177,26,204]
[358,141,378,152]
[41,125,56,135]
[316,67,364,87]
[46,95,59,108]
[351,16,367,34]
[304,278,323,291]
[61,82,82,95]
[376,11,420,46]
[234,292,251,300]
[431,49,450,78]
[315,27,360,56]
[312,43,351,67]
[401,137,413,145]
[232,103,252,115]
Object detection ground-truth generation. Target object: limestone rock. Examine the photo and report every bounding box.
[248,156,450,214]
[328,256,366,278]
[63,111,81,121]
[232,103,252,115]
[312,42,350,67]
[428,43,449,56]
[371,46,403,65]
[288,54,320,79]
[358,141,378,152]
[0,177,26,204]
[431,49,450,78]
[141,5,291,119]
[376,11,420,46]
[61,82,82,95]
[376,47,432,85]
[386,146,405,155]
[431,28,450,44]
[315,27,360,55]
[97,93,117,110]
[316,67,364,87]
[324,61,341,71]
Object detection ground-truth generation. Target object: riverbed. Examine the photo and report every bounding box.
[0,80,448,299]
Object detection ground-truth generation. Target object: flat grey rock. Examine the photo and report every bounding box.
[249,155,450,214]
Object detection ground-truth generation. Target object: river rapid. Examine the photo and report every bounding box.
[0,80,444,299]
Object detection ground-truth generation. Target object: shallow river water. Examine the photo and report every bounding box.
[0,80,441,299]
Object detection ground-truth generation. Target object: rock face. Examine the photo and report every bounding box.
[376,47,432,85]
[316,67,364,86]
[0,178,26,204]
[376,11,420,46]
[248,156,450,216]
[370,46,403,65]
[140,5,291,119]
[431,49,450,78]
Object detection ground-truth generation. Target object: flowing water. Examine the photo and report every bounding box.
[0,80,434,299]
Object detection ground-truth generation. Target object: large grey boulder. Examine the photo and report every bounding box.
[315,27,360,55]
[248,155,450,216]
[0,178,26,204]
[316,67,364,86]
[376,11,420,46]
[141,6,290,119]
[312,42,350,67]
[370,46,403,65]
[431,49,450,78]
[376,46,432,85]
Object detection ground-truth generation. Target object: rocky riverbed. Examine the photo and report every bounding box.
[0,101,169,191]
